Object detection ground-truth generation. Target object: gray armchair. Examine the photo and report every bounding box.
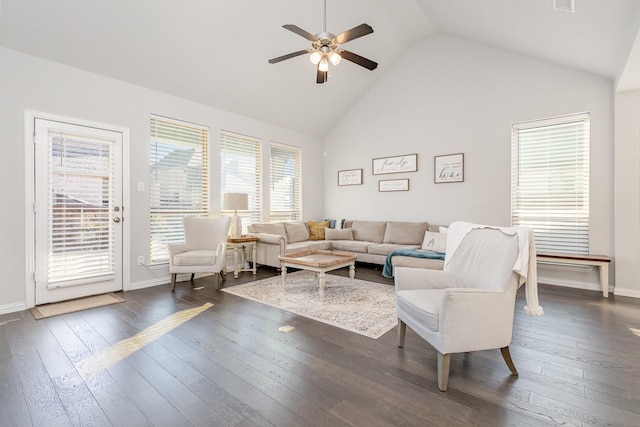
[168,216,231,291]
[394,223,527,391]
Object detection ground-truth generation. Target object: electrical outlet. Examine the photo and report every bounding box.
[137,256,145,265]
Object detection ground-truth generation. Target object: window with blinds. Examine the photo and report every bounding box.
[511,112,590,254]
[220,131,262,230]
[150,116,209,264]
[270,142,301,222]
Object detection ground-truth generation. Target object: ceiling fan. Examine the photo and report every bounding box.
[268,0,378,84]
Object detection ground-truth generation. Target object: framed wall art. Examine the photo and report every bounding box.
[337,169,363,186]
[434,153,464,183]
[372,154,418,175]
[378,178,409,192]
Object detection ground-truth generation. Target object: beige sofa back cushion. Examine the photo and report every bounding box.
[249,222,286,236]
[384,221,430,245]
[284,222,310,243]
[351,220,387,243]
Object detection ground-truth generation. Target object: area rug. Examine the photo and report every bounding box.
[30,293,125,320]
[221,271,396,339]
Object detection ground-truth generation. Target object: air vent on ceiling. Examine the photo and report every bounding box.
[553,0,575,13]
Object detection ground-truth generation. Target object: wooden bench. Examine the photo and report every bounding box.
[537,252,611,297]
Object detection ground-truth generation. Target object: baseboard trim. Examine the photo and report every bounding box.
[613,287,640,298]
[128,272,218,291]
[537,276,613,293]
[0,302,27,315]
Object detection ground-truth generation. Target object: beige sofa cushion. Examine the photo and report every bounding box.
[384,221,430,245]
[284,222,310,243]
[367,243,420,256]
[285,240,331,253]
[249,222,286,236]
[351,220,387,243]
[325,228,354,240]
[330,240,372,254]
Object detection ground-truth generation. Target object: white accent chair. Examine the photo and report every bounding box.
[394,226,521,391]
[168,216,231,292]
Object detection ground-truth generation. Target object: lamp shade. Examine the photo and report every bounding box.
[223,193,248,211]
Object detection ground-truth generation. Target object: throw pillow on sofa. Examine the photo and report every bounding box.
[284,222,310,243]
[307,220,330,240]
[325,227,354,240]
[421,230,447,253]
[324,218,346,229]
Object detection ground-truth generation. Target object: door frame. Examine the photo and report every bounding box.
[24,110,131,308]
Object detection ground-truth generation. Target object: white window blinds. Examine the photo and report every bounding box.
[150,116,209,264]
[48,132,115,284]
[220,131,262,230]
[511,113,590,254]
[270,142,301,222]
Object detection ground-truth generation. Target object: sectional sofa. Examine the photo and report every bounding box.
[247,220,445,273]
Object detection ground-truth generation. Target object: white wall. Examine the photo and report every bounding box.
[614,90,640,298]
[0,47,323,313]
[324,35,615,291]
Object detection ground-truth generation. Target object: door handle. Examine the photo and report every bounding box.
[113,217,121,223]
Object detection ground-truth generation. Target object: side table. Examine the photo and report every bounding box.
[227,236,259,278]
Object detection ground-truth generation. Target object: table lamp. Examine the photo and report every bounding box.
[223,193,248,238]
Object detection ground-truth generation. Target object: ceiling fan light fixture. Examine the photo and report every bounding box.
[309,50,322,65]
[319,56,329,72]
[328,51,341,65]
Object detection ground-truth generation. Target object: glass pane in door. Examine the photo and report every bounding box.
[47,132,115,286]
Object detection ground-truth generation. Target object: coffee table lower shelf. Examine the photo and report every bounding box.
[278,250,357,297]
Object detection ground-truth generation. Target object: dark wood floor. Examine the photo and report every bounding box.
[1,264,640,426]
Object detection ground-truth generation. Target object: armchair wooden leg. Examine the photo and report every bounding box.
[500,346,519,376]
[437,352,451,392]
[171,273,177,292]
[397,320,407,348]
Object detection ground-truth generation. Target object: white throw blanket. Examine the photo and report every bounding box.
[445,222,544,316]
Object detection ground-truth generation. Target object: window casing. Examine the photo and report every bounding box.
[220,131,262,231]
[270,142,301,222]
[149,116,209,264]
[511,113,590,254]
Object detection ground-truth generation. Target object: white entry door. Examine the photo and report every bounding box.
[34,118,124,304]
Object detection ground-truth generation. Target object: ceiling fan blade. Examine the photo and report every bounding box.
[333,23,374,45]
[316,66,328,84]
[283,24,319,42]
[340,50,378,70]
[268,49,309,64]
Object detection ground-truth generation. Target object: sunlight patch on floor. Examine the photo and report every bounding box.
[80,302,213,378]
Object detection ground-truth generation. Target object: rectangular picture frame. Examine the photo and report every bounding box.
[372,153,418,175]
[434,153,464,183]
[337,168,363,186]
[378,178,409,192]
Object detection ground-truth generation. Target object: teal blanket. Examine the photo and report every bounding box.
[382,249,445,278]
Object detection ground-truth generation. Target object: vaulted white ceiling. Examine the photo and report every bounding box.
[1,0,639,136]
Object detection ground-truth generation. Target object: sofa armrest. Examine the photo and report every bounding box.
[250,232,286,245]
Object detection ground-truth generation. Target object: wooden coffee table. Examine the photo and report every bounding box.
[278,250,357,297]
